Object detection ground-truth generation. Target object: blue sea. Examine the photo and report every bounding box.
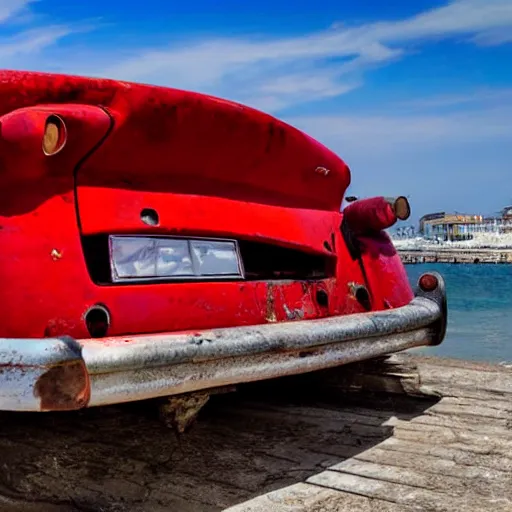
[406,264,512,363]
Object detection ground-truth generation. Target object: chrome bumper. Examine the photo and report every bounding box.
[0,273,447,412]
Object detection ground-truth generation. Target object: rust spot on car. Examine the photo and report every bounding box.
[265,284,277,323]
[348,282,372,311]
[298,349,318,358]
[283,304,305,320]
[33,361,90,411]
[44,318,75,337]
[314,166,330,176]
[50,248,63,261]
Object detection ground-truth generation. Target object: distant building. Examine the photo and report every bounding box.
[502,206,512,221]
[419,207,512,241]
[418,212,445,236]
[420,213,484,242]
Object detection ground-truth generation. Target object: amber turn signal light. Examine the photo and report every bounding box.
[42,114,67,155]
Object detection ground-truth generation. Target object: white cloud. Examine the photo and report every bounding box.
[287,107,512,154]
[472,27,512,46]
[375,0,512,43]
[286,104,512,218]
[0,26,75,59]
[86,0,512,112]
[0,0,33,24]
[399,88,512,110]
[0,1,78,67]
[2,0,512,112]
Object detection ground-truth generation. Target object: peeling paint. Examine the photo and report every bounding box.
[50,249,63,261]
[348,282,372,311]
[347,282,360,296]
[265,284,277,323]
[283,304,305,321]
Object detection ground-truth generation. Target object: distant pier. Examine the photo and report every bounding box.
[398,247,512,264]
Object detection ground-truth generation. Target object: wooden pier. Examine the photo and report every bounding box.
[399,247,512,264]
[0,355,511,511]
[227,355,512,512]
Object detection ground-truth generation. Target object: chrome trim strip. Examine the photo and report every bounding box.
[82,297,441,374]
[88,326,433,407]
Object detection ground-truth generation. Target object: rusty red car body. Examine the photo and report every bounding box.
[0,70,447,412]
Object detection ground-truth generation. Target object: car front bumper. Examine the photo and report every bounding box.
[0,273,447,412]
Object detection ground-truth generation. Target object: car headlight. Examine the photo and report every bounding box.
[109,236,244,282]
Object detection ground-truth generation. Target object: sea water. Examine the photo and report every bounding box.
[406,264,512,363]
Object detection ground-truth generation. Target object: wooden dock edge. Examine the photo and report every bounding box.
[224,354,512,512]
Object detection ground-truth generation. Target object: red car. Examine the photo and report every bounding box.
[0,70,446,414]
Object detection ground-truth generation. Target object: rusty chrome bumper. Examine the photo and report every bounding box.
[0,273,447,412]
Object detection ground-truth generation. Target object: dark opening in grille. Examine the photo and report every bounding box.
[82,235,334,285]
[238,240,333,280]
[82,235,111,285]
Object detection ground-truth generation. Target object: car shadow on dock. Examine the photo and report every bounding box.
[0,362,440,512]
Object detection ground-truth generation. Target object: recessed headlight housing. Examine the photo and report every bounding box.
[109,236,244,282]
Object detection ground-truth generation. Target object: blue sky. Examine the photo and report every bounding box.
[1,0,512,222]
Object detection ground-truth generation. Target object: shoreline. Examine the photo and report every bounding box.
[398,247,512,264]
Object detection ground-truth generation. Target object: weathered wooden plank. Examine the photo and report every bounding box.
[385,415,512,443]
[223,482,414,512]
[328,459,464,494]
[354,447,512,491]
[405,356,512,396]
[216,402,391,426]
[379,438,512,472]
[330,457,511,500]
[438,395,512,412]
[402,404,511,435]
[229,356,512,512]
[216,401,512,449]
[315,354,512,399]
[428,401,512,421]
[307,470,512,511]
[390,424,512,456]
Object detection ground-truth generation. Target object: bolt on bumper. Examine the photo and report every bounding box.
[0,273,447,412]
